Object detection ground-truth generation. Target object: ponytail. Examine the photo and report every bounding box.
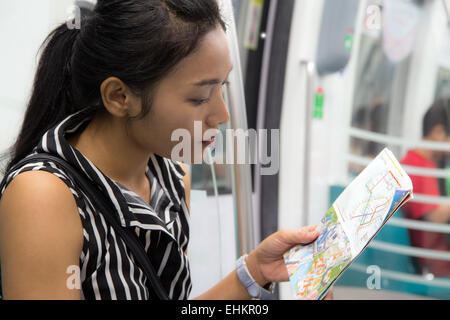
[3,23,80,173]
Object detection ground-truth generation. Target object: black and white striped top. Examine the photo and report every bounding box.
[0,108,192,300]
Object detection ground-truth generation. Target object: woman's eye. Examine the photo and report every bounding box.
[190,82,229,106]
[190,98,210,106]
[221,82,229,96]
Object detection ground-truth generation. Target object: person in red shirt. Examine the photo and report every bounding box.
[401,98,450,277]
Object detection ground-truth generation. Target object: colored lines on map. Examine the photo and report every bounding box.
[385,151,404,178]
[351,197,390,226]
[366,170,400,193]
[334,204,345,223]
[351,169,401,234]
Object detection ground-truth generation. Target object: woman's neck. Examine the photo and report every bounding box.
[67,111,151,194]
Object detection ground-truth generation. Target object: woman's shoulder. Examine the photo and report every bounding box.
[1,155,79,197]
[0,156,91,219]
[0,161,84,255]
[1,168,80,218]
[0,165,84,299]
[0,154,87,246]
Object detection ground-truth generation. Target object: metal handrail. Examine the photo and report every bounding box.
[346,153,450,179]
[220,0,255,257]
[350,263,450,288]
[370,240,450,261]
[254,0,279,245]
[389,217,450,234]
[411,194,450,206]
[348,127,450,152]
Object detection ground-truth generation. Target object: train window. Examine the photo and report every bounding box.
[435,26,450,99]
[436,68,450,99]
[349,0,426,166]
[190,0,269,195]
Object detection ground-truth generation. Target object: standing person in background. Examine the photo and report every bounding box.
[400,98,450,277]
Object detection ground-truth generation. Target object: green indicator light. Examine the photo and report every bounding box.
[313,88,324,119]
[344,34,354,52]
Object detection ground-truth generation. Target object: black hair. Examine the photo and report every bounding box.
[3,0,226,174]
[422,98,450,138]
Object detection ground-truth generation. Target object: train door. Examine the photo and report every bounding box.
[278,0,450,299]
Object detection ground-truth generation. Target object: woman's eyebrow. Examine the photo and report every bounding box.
[192,66,234,87]
[193,79,223,87]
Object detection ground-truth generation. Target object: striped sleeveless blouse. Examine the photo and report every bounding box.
[0,108,192,300]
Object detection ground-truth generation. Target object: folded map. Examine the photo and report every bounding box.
[283,148,414,300]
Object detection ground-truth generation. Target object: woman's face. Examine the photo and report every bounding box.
[128,26,233,163]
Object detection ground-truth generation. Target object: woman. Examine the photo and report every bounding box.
[0,0,325,300]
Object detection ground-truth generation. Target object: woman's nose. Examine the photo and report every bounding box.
[207,92,231,127]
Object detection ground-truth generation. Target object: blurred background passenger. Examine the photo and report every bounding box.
[400,98,450,277]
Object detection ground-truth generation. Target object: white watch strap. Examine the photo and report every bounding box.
[236,254,274,300]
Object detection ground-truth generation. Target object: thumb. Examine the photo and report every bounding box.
[279,226,320,247]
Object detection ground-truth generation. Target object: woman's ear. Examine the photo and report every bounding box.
[100,77,141,118]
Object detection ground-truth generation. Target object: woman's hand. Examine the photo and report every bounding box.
[246,225,320,286]
[195,225,327,301]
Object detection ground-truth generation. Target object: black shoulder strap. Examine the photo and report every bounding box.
[3,154,169,300]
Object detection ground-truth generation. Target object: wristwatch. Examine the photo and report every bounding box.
[236,254,275,300]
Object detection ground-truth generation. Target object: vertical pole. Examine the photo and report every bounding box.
[219,0,255,256]
[300,60,316,227]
